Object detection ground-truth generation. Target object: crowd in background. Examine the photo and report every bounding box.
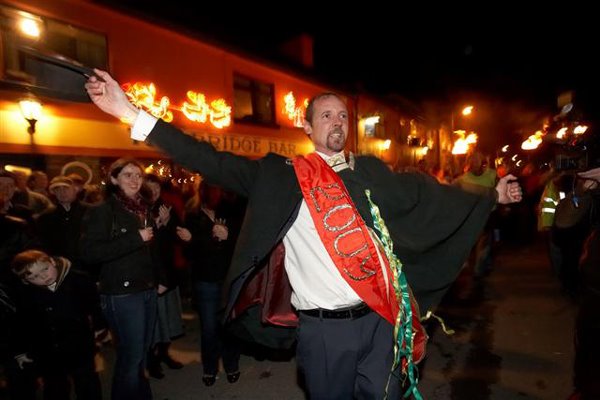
[407,153,600,400]
[0,159,246,399]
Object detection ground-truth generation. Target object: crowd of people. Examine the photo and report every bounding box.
[411,151,600,400]
[0,163,245,399]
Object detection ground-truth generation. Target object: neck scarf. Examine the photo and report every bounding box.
[113,190,148,224]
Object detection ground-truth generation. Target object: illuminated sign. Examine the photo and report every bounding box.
[188,131,310,158]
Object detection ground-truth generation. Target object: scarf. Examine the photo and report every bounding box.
[113,190,149,224]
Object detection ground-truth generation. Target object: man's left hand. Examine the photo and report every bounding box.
[496,174,523,204]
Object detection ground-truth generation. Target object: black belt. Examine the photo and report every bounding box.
[299,302,372,319]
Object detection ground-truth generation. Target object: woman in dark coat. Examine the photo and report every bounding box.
[179,182,244,386]
[81,158,166,400]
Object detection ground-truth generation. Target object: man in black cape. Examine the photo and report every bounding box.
[85,70,522,399]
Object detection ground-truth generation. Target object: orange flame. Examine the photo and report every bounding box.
[284,91,308,127]
[123,82,173,122]
[209,98,232,129]
[451,131,478,155]
[181,91,231,129]
[521,130,544,150]
[123,83,231,129]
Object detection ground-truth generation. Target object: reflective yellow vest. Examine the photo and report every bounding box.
[537,180,564,231]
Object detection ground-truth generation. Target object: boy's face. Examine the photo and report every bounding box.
[24,259,58,287]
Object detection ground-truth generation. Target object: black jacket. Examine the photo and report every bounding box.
[80,196,165,295]
[184,206,236,283]
[13,259,104,370]
[36,201,88,268]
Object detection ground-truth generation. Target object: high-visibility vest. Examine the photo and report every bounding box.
[537,181,564,231]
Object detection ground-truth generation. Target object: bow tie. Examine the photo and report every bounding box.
[326,153,347,168]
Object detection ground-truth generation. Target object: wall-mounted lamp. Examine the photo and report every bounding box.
[19,97,42,135]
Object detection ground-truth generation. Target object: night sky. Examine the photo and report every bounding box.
[94,1,600,152]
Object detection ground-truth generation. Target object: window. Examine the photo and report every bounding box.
[233,73,276,126]
[0,4,107,101]
[363,115,383,138]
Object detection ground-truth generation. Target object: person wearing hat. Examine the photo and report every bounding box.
[36,176,90,274]
[65,173,87,202]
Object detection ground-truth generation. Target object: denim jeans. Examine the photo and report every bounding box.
[193,281,240,375]
[101,289,157,400]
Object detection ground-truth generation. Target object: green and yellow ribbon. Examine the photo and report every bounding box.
[366,190,422,400]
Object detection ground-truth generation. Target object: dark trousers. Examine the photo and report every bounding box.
[296,311,401,400]
[101,289,157,400]
[42,359,101,400]
[194,281,240,375]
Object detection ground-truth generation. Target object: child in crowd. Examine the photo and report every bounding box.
[11,249,105,400]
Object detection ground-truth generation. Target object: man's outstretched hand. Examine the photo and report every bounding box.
[496,174,523,204]
[85,69,139,123]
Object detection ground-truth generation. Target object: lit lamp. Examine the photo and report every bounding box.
[19,97,42,135]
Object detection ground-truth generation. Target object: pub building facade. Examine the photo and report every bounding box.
[0,0,438,183]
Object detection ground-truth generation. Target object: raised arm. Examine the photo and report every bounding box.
[85,69,259,196]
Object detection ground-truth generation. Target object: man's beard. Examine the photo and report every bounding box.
[327,128,346,152]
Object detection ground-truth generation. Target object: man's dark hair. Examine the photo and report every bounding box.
[304,93,344,126]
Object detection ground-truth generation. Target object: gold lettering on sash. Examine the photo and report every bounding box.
[309,184,344,212]
[334,228,368,257]
[310,183,375,281]
[323,205,355,232]
[344,255,374,281]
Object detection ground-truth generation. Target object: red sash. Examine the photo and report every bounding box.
[292,153,398,324]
